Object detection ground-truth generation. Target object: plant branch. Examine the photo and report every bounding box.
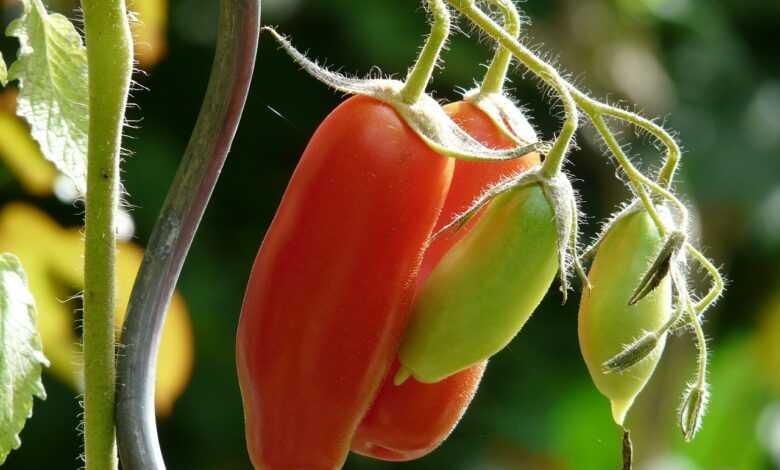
[447,0,682,193]
[479,0,520,95]
[80,0,133,468]
[115,1,260,469]
[446,0,578,178]
[399,0,451,104]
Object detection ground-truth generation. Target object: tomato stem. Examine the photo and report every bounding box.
[446,0,578,178]
[589,114,668,233]
[399,0,451,104]
[80,0,134,468]
[479,0,520,95]
[115,1,260,469]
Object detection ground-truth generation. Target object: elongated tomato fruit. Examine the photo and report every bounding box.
[236,95,453,469]
[351,101,540,461]
[578,209,673,425]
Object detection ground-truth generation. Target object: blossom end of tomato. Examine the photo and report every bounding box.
[610,396,633,427]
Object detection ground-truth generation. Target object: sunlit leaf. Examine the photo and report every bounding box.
[6,0,89,194]
[128,0,169,69]
[0,90,58,196]
[0,253,48,465]
[0,204,194,416]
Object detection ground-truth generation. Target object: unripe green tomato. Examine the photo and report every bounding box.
[397,183,559,383]
[578,210,673,426]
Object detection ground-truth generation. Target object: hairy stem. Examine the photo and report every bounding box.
[594,102,681,189]
[80,0,134,468]
[399,0,451,104]
[479,0,520,95]
[590,114,667,232]
[446,0,578,178]
[115,1,260,469]
[687,243,724,314]
[448,0,682,190]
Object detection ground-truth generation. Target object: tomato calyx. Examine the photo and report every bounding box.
[262,27,548,163]
[463,89,538,149]
[429,166,584,302]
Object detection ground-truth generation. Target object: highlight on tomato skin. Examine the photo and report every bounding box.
[350,100,539,462]
[236,94,454,469]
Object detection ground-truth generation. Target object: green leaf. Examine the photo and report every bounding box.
[6,0,89,194]
[0,52,7,86]
[0,253,48,465]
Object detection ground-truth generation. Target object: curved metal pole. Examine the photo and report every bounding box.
[116,1,260,468]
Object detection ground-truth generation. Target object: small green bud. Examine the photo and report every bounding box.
[680,384,709,442]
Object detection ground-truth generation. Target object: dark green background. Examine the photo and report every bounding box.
[2,0,779,468]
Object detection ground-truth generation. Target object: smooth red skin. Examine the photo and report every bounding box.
[236,95,454,469]
[350,101,540,461]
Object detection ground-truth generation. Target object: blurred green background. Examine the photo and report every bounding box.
[1,0,780,468]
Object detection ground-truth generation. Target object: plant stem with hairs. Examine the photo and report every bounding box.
[80,0,134,469]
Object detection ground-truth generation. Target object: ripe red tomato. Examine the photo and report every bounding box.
[236,95,454,469]
[350,100,540,461]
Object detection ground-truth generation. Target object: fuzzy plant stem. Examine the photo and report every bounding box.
[479,0,520,95]
[447,0,681,190]
[445,0,578,178]
[399,0,451,104]
[80,0,133,468]
[115,1,260,469]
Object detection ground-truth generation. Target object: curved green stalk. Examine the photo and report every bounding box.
[684,293,708,386]
[399,0,451,104]
[115,1,260,469]
[590,114,667,232]
[80,0,134,469]
[479,0,520,94]
[686,244,724,314]
[595,102,681,189]
[445,0,578,179]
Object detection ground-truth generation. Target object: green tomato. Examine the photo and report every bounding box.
[397,183,559,384]
[578,209,673,425]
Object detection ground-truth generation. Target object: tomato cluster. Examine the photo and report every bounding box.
[236,93,540,468]
[235,1,722,468]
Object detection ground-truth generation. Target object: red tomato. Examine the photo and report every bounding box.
[350,101,540,461]
[236,95,454,469]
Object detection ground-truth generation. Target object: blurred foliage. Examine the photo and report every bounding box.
[0,203,194,417]
[0,91,57,196]
[0,0,778,468]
